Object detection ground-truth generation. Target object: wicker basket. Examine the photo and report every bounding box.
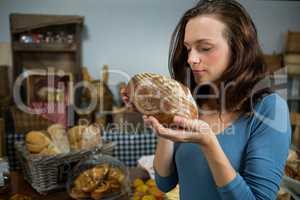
[14,141,116,194]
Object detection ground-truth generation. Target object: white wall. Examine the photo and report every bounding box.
[239,0,300,54]
[0,0,300,95]
[0,0,195,87]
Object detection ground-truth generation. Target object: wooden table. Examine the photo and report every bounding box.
[0,168,150,200]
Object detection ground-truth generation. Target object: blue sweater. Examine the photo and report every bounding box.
[155,93,291,200]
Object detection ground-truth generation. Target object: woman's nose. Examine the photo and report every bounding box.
[187,50,201,65]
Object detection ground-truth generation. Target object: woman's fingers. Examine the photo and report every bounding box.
[144,116,166,134]
[122,96,131,106]
[120,88,130,104]
[173,116,210,133]
[147,116,165,133]
[145,116,190,141]
[120,87,138,111]
[120,87,127,96]
[143,115,152,128]
[144,115,214,144]
[121,96,128,103]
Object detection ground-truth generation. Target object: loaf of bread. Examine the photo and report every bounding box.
[68,124,102,151]
[47,124,70,153]
[39,143,61,156]
[26,131,60,155]
[81,124,102,150]
[126,73,198,125]
[68,125,87,151]
[26,131,51,153]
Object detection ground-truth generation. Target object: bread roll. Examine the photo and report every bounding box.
[25,130,61,155]
[39,143,61,156]
[68,124,102,151]
[47,124,70,153]
[26,143,46,153]
[68,125,87,151]
[127,73,198,125]
[81,124,102,150]
[26,131,50,146]
[26,131,51,153]
[47,123,65,133]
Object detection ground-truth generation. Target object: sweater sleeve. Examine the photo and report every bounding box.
[155,167,178,193]
[154,143,179,193]
[217,94,291,200]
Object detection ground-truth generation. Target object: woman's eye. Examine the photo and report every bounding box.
[185,46,212,53]
[197,47,212,52]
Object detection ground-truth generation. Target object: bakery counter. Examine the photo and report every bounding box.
[0,168,150,200]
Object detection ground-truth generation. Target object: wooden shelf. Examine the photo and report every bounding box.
[13,42,77,52]
[288,97,300,101]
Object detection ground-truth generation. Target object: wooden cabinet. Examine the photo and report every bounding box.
[10,13,84,89]
[9,13,84,126]
[0,118,4,157]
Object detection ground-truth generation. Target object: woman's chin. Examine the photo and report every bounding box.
[195,76,210,84]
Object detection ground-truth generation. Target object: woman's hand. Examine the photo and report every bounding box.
[120,87,137,111]
[146,115,237,187]
[143,115,217,148]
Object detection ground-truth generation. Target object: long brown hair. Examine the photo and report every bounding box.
[169,0,271,115]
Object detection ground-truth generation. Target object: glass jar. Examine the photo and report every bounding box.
[67,34,74,44]
[19,34,32,43]
[66,154,131,200]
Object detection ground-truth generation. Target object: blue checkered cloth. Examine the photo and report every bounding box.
[6,131,157,169]
[102,131,157,167]
[5,132,24,170]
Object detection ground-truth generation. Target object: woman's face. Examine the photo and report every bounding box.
[184,15,231,84]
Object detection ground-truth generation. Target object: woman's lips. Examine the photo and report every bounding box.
[192,69,206,75]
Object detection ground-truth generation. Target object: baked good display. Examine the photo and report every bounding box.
[25,123,102,156]
[127,73,198,125]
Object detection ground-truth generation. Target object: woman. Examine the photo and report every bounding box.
[123,0,291,199]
